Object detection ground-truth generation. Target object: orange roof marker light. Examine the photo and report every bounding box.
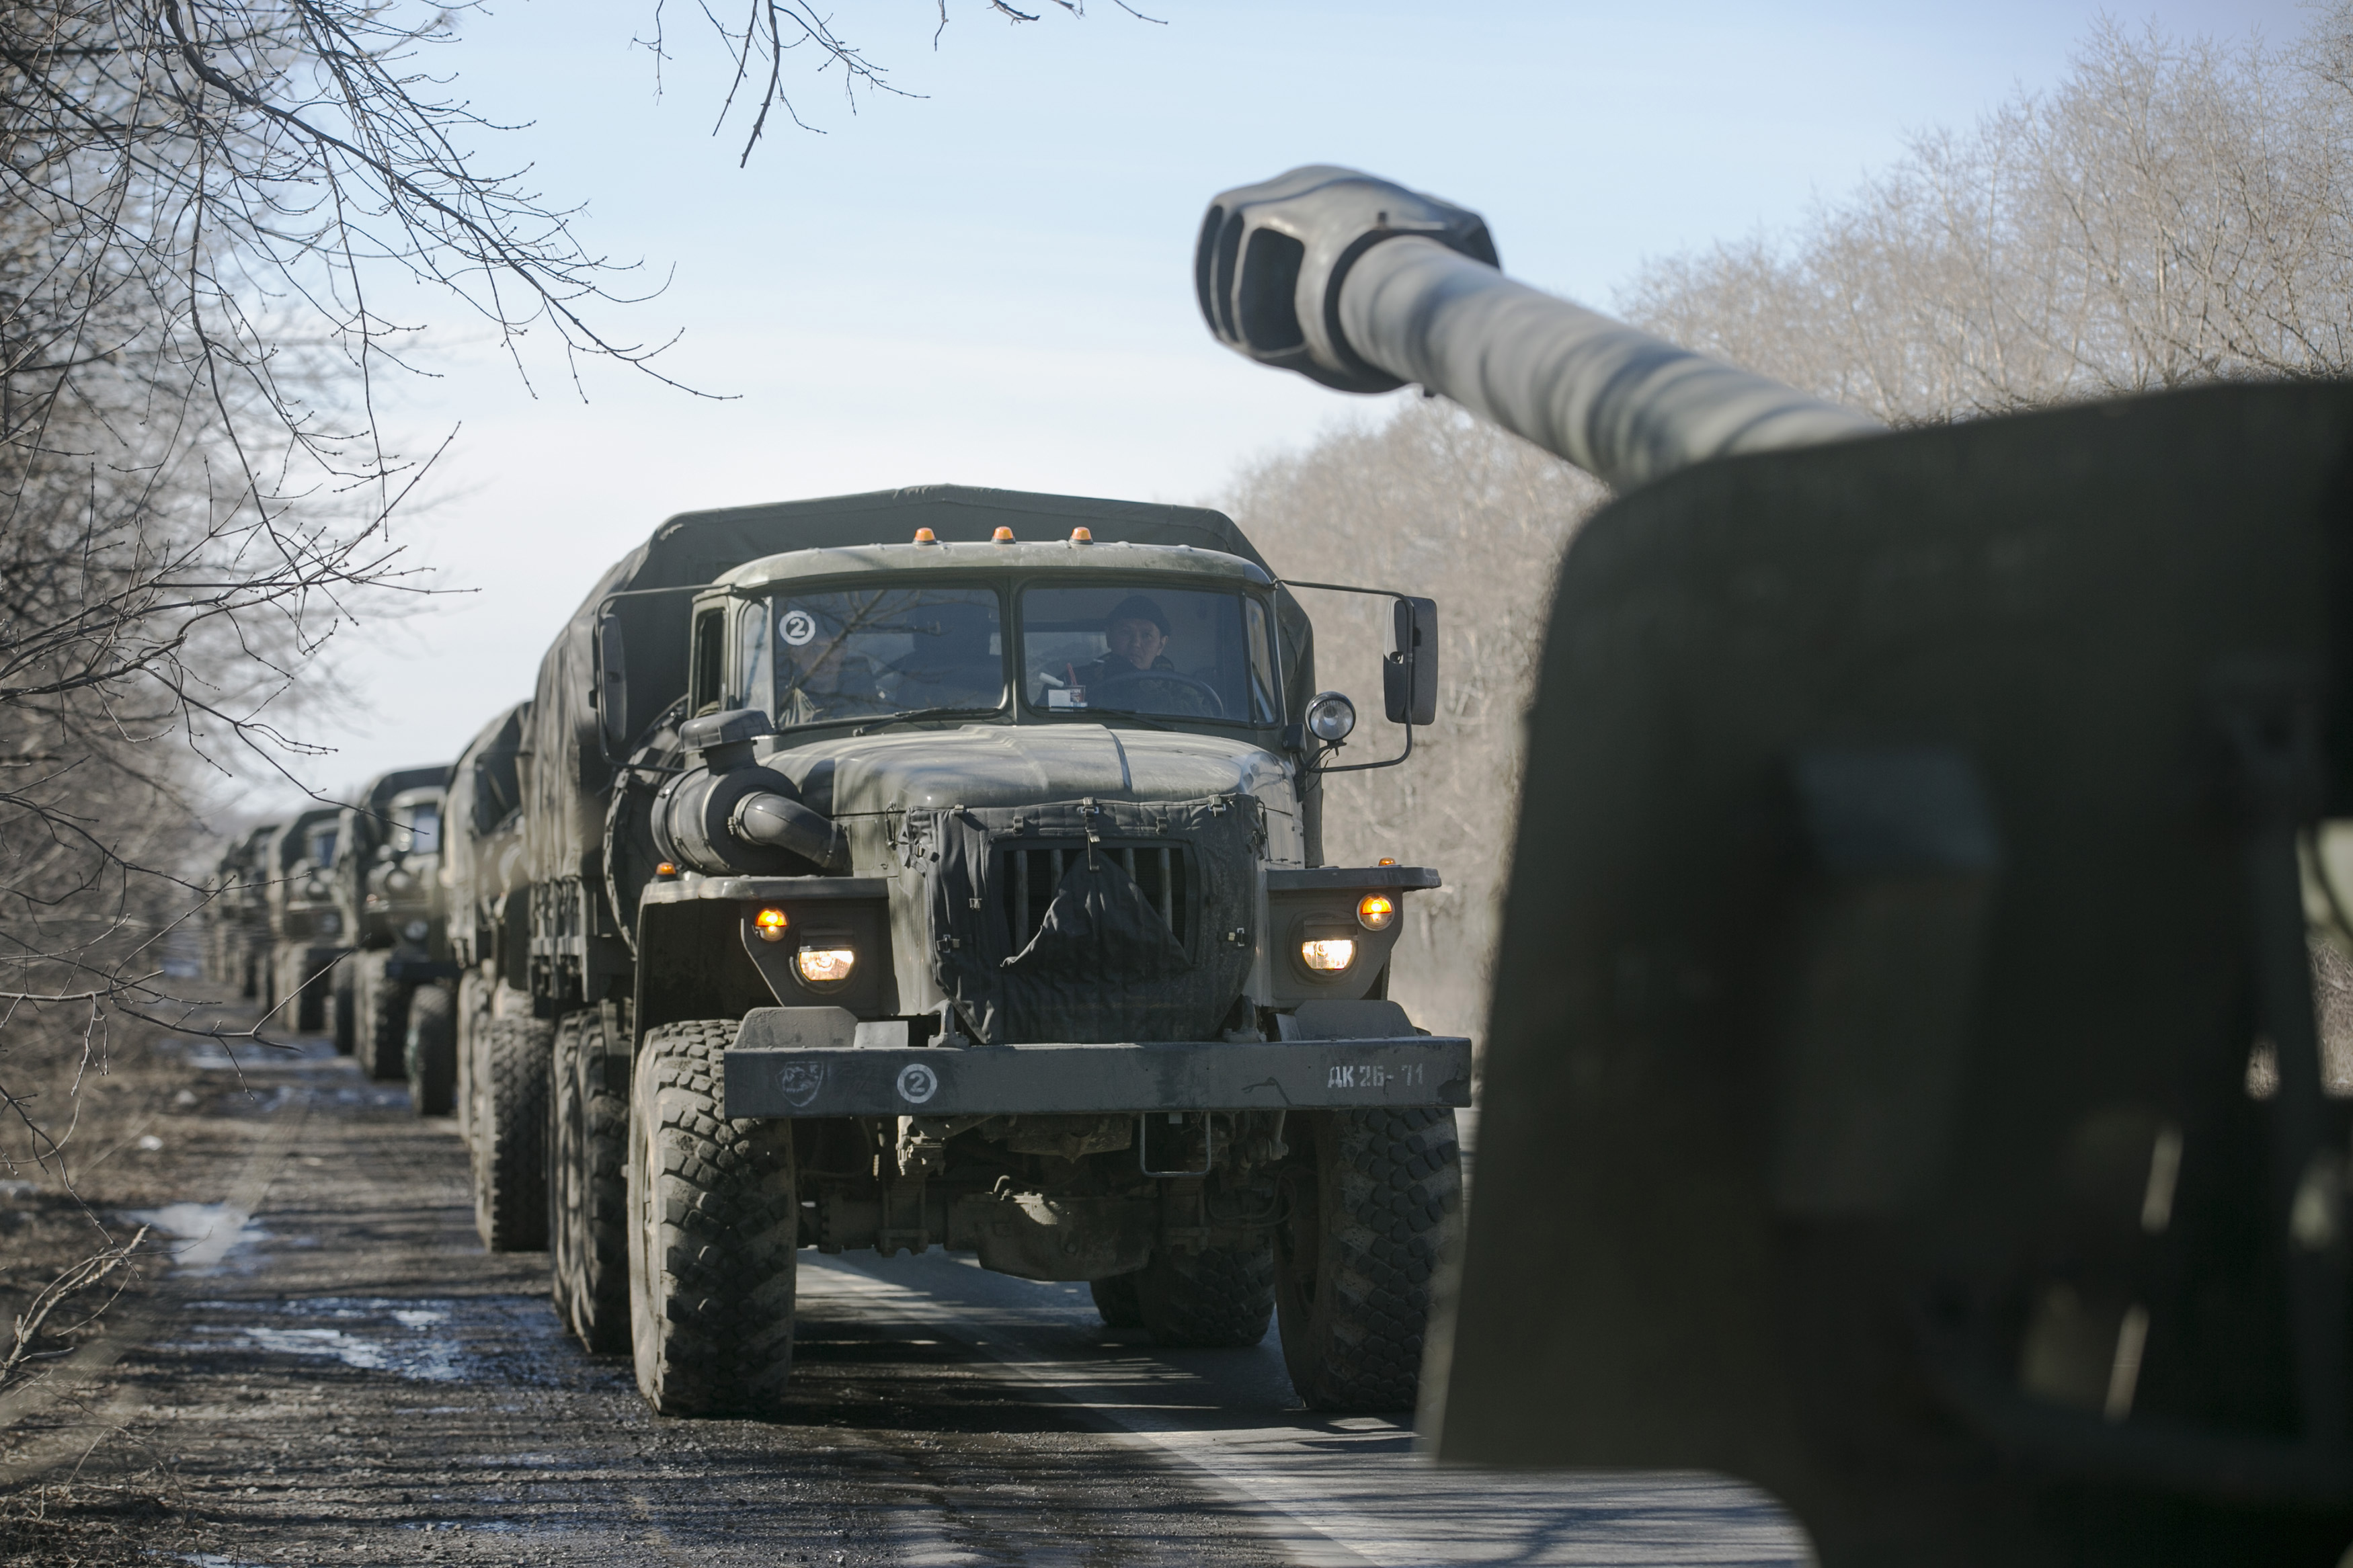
[912,527,937,544]
[1071,527,1094,543]
[992,526,1016,543]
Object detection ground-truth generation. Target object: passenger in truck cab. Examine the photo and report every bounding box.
[774,606,889,727]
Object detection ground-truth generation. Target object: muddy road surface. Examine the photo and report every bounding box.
[1,1014,1810,1566]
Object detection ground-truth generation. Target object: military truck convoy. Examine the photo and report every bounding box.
[374,485,1462,1417]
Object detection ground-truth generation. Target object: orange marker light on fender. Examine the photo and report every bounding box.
[1356,893,1396,932]
[992,526,1016,542]
[655,862,678,878]
[912,527,937,544]
[754,907,790,943]
[1070,527,1093,543]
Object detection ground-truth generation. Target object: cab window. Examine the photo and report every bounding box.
[688,608,724,718]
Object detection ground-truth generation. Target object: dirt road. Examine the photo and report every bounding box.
[1,1016,1809,1566]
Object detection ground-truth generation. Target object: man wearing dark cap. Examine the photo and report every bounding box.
[1073,594,1176,692]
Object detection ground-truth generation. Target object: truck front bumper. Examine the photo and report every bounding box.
[724,1030,1474,1119]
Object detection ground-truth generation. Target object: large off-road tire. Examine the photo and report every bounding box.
[1088,1272,1144,1329]
[1274,1107,1461,1411]
[628,1019,798,1417]
[358,954,410,1081]
[454,971,491,1143]
[405,982,457,1116]
[292,951,329,1034]
[332,960,358,1056]
[475,1016,553,1251]
[1138,1243,1275,1348]
[551,1011,631,1355]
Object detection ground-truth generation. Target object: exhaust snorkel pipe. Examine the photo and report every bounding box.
[649,708,848,876]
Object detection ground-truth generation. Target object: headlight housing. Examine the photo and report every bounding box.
[1300,936,1357,973]
[795,946,856,985]
[1306,690,1357,743]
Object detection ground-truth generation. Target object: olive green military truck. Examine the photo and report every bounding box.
[204,823,279,999]
[471,485,1468,1416]
[443,701,535,1243]
[330,764,457,1100]
[263,807,345,1033]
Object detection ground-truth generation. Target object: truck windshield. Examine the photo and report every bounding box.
[397,803,440,855]
[751,587,1006,729]
[1021,584,1280,725]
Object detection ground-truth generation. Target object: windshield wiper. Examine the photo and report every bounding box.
[839,705,1004,735]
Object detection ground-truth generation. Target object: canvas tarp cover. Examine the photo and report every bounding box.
[914,794,1263,1045]
[524,485,1316,885]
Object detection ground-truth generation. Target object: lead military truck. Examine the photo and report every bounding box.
[473,486,1468,1417]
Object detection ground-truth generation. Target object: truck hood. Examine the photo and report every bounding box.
[759,724,1292,818]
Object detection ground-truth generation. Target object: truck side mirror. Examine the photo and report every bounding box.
[1384,596,1437,727]
[595,610,629,755]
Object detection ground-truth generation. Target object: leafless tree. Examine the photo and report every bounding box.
[1224,403,1602,1042]
[637,0,1150,165]
[1616,15,2353,421]
[0,0,1132,1190]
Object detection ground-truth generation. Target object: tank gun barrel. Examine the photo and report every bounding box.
[1196,166,1881,491]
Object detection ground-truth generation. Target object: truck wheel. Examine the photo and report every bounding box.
[1275,1107,1461,1411]
[475,1016,552,1251]
[628,1019,797,1417]
[359,955,411,1081]
[1138,1243,1275,1348]
[551,1011,630,1355]
[1088,1272,1144,1328]
[405,983,457,1116]
[294,952,329,1034]
[454,972,487,1143]
[332,960,358,1056]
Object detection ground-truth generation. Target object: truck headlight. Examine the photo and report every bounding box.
[1300,937,1356,973]
[796,946,856,985]
[403,919,429,942]
[1306,691,1356,743]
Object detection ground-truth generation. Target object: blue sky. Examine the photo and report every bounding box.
[282,0,2308,803]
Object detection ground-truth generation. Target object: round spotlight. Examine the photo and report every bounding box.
[1300,936,1357,973]
[1306,691,1356,743]
[403,919,430,942]
[754,907,790,944]
[1355,893,1396,932]
[796,946,856,985]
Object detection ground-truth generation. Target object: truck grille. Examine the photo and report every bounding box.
[1000,843,1190,950]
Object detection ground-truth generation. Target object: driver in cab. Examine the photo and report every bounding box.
[1070,595,1176,692]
